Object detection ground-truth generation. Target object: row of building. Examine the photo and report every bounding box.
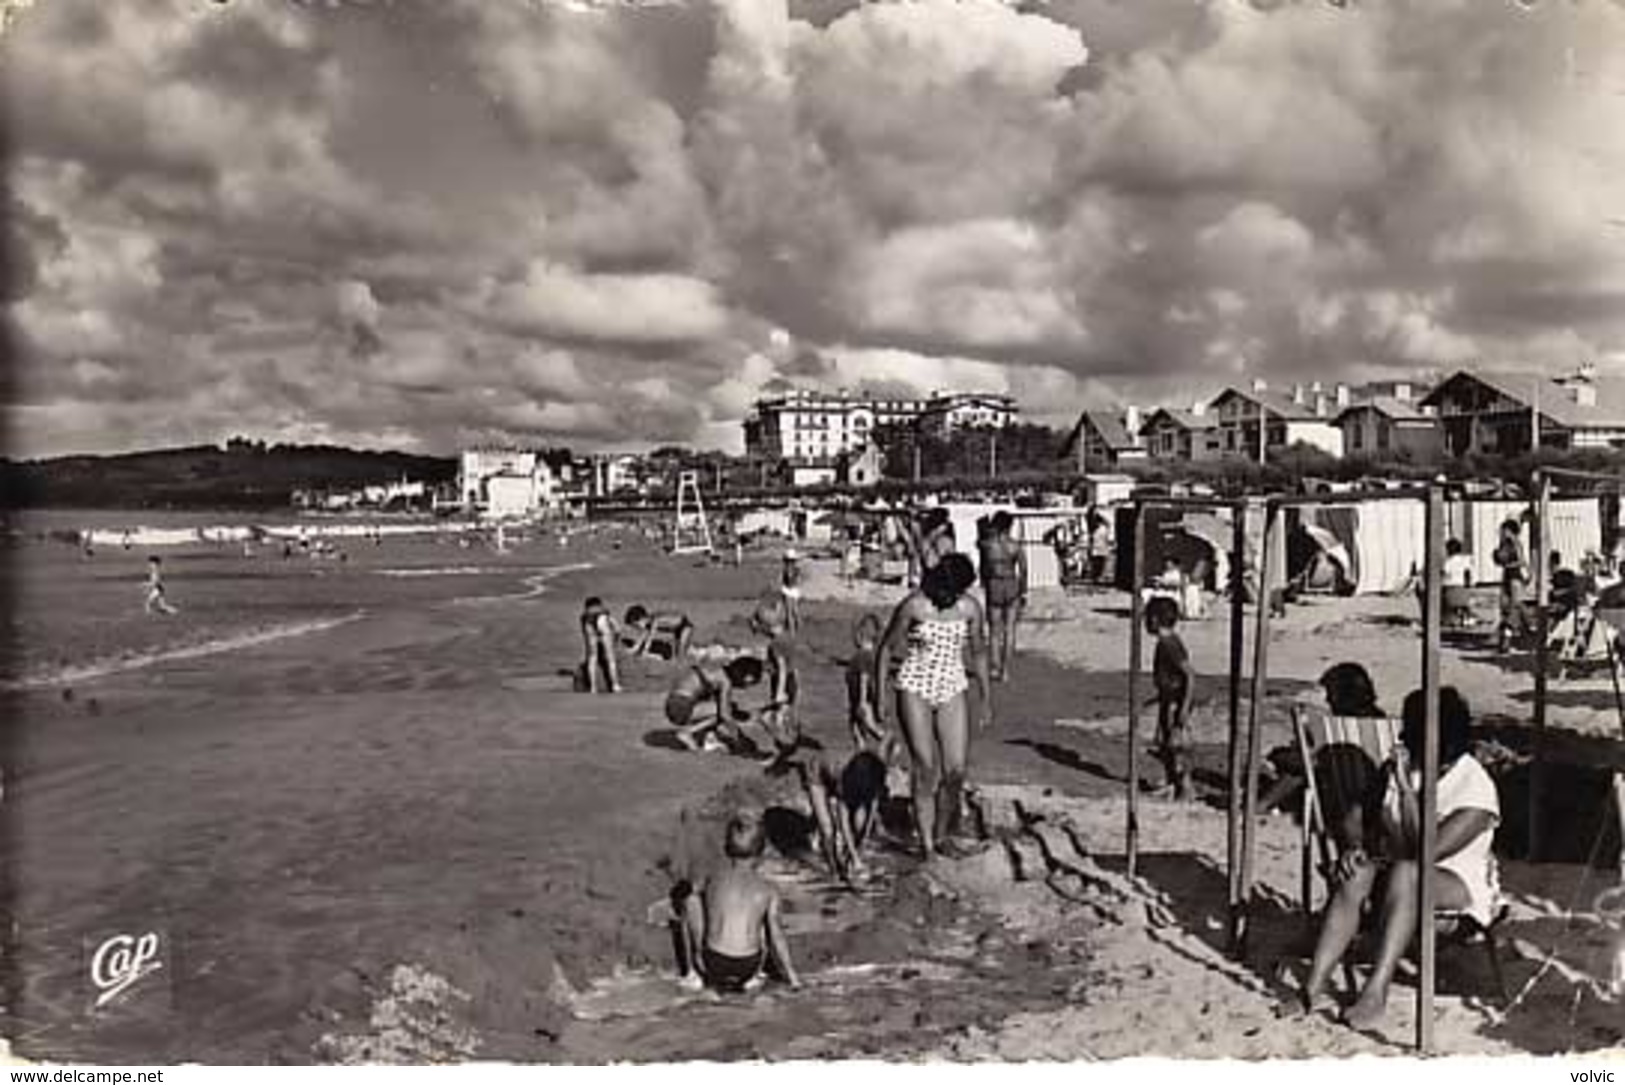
[1070,366,1625,467]
[445,365,1625,516]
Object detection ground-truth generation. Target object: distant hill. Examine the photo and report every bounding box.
[0,440,458,510]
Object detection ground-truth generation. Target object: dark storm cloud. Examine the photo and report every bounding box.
[7,0,1624,456]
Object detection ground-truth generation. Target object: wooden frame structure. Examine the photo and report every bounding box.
[1124,484,1446,1052]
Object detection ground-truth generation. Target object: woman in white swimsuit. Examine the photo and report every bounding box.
[875,553,991,860]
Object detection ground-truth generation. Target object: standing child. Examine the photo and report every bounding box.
[846,613,886,748]
[751,594,801,757]
[579,597,623,693]
[144,556,178,616]
[1493,518,1530,653]
[1147,596,1194,800]
[779,551,805,635]
[677,811,801,994]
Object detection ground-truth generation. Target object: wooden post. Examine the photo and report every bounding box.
[1237,502,1275,953]
[1530,471,1551,860]
[1226,502,1249,942]
[1127,502,1148,878]
[1417,483,1444,1054]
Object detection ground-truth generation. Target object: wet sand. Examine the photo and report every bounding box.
[6,529,1624,1061]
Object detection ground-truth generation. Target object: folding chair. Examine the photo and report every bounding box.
[1290,707,1511,1005]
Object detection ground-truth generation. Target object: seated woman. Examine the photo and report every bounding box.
[623,604,695,660]
[1290,685,1500,1028]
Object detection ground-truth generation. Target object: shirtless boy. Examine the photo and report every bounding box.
[679,812,801,993]
[669,656,764,752]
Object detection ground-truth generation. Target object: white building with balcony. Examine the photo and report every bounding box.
[744,388,1018,464]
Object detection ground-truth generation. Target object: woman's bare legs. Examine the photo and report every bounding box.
[1301,860,1380,1010]
[987,603,1011,680]
[897,689,940,858]
[1343,863,1472,1027]
[933,694,971,846]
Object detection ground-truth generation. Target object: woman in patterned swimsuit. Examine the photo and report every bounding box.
[874,553,992,861]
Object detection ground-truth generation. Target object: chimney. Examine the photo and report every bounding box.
[1393,382,1410,403]
[1191,400,1207,417]
[1575,383,1598,408]
[1250,377,1268,394]
[1291,382,1305,405]
[1124,404,1143,441]
[1335,383,1351,408]
[1311,380,1323,395]
[1314,392,1328,417]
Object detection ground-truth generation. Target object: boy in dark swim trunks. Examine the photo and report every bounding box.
[624,604,696,661]
[668,656,764,752]
[1147,596,1195,800]
[678,811,801,994]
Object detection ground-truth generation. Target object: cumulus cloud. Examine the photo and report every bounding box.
[7,0,1625,456]
[466,261,731,345]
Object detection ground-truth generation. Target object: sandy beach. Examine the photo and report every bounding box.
[5,521,1624,1062]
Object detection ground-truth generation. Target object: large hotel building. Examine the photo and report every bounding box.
[743,389,1018,463]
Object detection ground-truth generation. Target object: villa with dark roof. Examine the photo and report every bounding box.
[1420,367,1625,455]
[1207,380,1345,460]
[1138,405,1219,462]
[1063,407,1149,469]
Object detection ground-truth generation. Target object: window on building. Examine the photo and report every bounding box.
[1377,425,1390,452]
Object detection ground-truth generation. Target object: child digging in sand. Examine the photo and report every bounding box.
[677,811,801,994]
[624,604,695,661]
[791,741,893,886]
[669,656,764,752]
[1147,596,1194,800]
[579,597,623,693]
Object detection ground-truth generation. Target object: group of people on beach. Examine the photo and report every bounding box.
[575,505,1036,995]
[575,505,1514,1032]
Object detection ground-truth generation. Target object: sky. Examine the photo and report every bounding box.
[6,0,1625,459]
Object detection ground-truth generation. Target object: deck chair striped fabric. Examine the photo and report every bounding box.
[1289,706,1511,1004]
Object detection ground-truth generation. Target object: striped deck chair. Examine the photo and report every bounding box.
[1290,707,1510,1004]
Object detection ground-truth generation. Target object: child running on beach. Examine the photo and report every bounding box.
[579,597,623,693]
[669,656,764,752]
[1147,596,1194,800]
[751,594,801,757]
[624,605,696,661]
[677,811,801,994]
[144,556,178,616]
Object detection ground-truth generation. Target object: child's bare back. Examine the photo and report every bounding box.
[701,864,773,957]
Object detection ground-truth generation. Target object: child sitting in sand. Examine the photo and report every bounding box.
[669,656,764,752]
[579,597,623,693]
[1147,596,1194,800]
[846,613,886,748]
[624,605,696,661]
[751,594,801,756]
[677,812,801,994]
